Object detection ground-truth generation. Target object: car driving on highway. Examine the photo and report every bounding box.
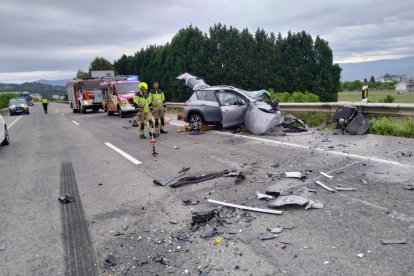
[9,98,30,115]
[0,115,10,146]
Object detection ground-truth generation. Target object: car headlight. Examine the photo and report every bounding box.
[83,100,92,105]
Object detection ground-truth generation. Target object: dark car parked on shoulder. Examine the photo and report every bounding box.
[9,98,30,115]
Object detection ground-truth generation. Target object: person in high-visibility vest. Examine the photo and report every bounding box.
[148,81,168,135]
[41,97,48,114]
[133,82,153,139]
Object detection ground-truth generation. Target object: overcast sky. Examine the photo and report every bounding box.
[1,0,413,83]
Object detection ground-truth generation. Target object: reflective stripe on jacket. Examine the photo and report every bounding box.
[42,98,48,104]
[148,89,165,107]
[133,94,149,112]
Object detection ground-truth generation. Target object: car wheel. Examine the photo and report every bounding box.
[118,106,125,118]
[107,110,114,116]
[189,113,203,130]
[9,112,13,116]
[1,126,10,145]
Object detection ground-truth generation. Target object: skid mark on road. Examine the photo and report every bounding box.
[60,161,97,276]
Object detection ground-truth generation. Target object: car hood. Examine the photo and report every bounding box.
[244,103,284,135]
[118,93,135,100]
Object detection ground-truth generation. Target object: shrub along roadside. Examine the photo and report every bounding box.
[369,116,414,138]
[0,93,19,109]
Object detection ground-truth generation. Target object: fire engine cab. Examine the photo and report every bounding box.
[67,78,104,113]
[101,76,140,117]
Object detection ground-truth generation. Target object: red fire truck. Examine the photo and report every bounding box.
[101,76,140,117]
[67,77,104,114]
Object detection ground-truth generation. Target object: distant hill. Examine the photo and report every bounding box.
[34,79,70,86]
[0,82,66,98]
[339,56,414,81]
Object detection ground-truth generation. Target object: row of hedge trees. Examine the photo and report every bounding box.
[82,24,341,102]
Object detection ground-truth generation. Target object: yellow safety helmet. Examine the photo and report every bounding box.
[139,82,148,90]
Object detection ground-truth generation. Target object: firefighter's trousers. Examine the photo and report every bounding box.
[137,111,153,135]
[152,106,166,130]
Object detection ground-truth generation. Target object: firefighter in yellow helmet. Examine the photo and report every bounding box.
[148,80,168,135]
[133,82,153,139]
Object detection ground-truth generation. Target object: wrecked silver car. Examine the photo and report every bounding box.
[177,73,307,135]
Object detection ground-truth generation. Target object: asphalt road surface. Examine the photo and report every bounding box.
[1,103,413,276]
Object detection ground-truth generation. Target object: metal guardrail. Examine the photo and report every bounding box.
[166,102,414,116]
[0,108,8,116]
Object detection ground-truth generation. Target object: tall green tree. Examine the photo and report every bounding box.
[89,57,114,72]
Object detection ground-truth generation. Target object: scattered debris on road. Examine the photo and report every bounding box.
[381,239,407,245]
[170,170,229,188]
[335,187,357,191]
[403,184,414,191]
[268,195,324,210]
[208,199,283,215]
[58,194,75,204]
[257,233,277,240]
[153,167,191,186]
[320,172,334,179]
[104,254,118,268]
[315,180,335,192]
[256,191,274,200]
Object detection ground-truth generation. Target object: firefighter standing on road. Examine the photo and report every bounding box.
[133,82,153,139]
[41,97,48,114]
[148,81,168,135]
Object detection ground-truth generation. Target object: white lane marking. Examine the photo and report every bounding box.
[8,115,23,129]
[169,121,409,167]
[72,120,80,126]
[104,142,142,165]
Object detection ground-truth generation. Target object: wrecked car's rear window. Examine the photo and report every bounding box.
[196,90,217,102]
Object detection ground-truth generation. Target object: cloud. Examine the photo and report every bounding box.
[1,0,413,82]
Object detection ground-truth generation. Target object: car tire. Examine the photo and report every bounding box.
[9,112,13,116]
[107,110,114,116]
[118,106,125,118]
[1,126,10,145]
[188,112,204,130]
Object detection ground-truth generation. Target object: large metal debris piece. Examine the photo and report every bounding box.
[153,167,191,186]
[268,195,324,210]
[284,172,304,178]
[170,170,229,188]
[268,195,309,207]
[333,105,372,135]
[244,103,284,135]
[207,199,283,215]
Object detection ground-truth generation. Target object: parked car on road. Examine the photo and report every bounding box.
[9,98,30,115]
[21,91,34,106]
[0,115,10,145]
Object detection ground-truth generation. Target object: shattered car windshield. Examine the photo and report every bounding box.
[116,82,139,93]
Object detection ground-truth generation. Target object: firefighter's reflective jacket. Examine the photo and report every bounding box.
[148,89,165,107]
[133,93,149,112]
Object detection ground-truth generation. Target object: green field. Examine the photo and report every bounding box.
[338,89,414,103]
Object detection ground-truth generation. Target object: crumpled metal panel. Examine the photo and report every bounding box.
[244,103,284,135]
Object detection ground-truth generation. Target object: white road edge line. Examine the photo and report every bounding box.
[104,142,142,165]
[8,115,23,129]
[72,120,80,126]
[168,121,408,167]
